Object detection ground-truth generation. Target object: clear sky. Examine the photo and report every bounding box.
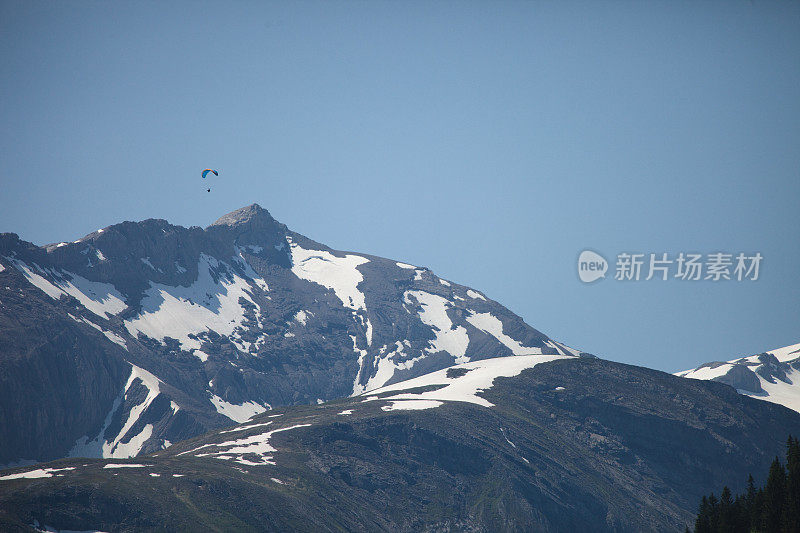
[1,1,798,372]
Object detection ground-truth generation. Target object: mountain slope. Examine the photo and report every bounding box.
[0,204,582,465]
[677,342,800,413]
[1,356,798,532]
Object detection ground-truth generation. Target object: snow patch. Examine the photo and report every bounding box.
[105,366,161,458]
[234,246,270,293]
[288,238,371,344]
[404,290,469,364]
[500,427,517,448]
[753,367,800,413]
[68,314,127,350]
[124,254,261,353]
[210,395,268,423]
[466,312,542,355]
[351,335,371,395]
[547,341,582,357]
[677,342,800,414]
[466,289,486,301]
[0,467,75,481]
[360,341,428,394]
[381,399,443,411]
[180,424,311,466]
[220,421,273,434]
[8,257,126,318]
[768,342,800,363]
[103,463,147,469]
[363,355,569,409]
[678,363,734,381]
[70,364,161,459]
[288,238,369,312]
[396,262,416,269]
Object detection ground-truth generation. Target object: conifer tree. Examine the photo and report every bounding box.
[785,436,800,532]
[762,456,787,532]
[692,437,800,532]
[719,486,733,532]
[695,495,712,533]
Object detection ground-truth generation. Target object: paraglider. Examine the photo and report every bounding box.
[202,169,218,192]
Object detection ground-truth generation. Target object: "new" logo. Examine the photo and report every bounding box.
[578,250,607,283]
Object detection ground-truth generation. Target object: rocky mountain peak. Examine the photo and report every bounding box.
[206,204,289,262]
[208,203,275,229]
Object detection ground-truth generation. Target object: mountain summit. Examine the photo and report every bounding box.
[209,203,281,229]
[0,204,580,466]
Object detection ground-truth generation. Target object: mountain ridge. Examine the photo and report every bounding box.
[677,342,800,413]
[0,203,581,466]
[2,355,799,532]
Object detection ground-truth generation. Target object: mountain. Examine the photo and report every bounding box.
[0,204,582,467]
[677,342,800,413]
[1,355,799,532]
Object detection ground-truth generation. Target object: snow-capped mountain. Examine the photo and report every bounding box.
[677,342,800,413]
[0,204,583,466]
[2,354,798,532]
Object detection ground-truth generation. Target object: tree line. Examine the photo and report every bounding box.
[691,436,800,533]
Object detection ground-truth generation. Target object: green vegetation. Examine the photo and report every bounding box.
[693,436,800,533]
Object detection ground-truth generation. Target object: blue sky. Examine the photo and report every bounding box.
[1,1,797,372]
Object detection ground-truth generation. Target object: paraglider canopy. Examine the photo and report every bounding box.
[202,169,218,179]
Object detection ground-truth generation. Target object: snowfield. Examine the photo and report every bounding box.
[210,395,269,423]
[7,257,127,318]
[69,364,163,459]
[466,312,543,355]
[124,254,264,353]
[0,467,74,481]
[180,423,312,466]
[404,290,469,364]
[678,342,800,413]
[288,237,372,344]
[362,354,570,410]
[288,238,369,313]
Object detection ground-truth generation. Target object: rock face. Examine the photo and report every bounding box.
[1,356,798,532]
[0,204,581,465]
[677,343,800,413]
